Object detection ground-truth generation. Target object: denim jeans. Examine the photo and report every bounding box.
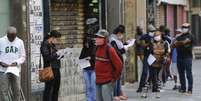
[138,57,149,89]
[113,79,121,96]
[177,58,193,91]
[83,69,96,101]
[96,82,114,101]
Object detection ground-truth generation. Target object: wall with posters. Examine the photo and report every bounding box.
[29,0,44,92]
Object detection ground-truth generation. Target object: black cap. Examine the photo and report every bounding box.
[49,30,61,38]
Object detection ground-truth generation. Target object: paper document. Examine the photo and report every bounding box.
[57,49,69,59]
[5,66,20,77]
[147,54,156,66]
[127,39,136,47]
[78,58,91,69]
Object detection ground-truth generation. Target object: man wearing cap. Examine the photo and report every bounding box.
[172,23,194,94]
[95,29,123,101]
[0,26,26,101]
[136,24,155,92]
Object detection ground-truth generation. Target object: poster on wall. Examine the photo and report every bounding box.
[29,0,44,92]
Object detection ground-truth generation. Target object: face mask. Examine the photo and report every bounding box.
[182,28,189,33]
[95,38,105,46]
[154,35,161,41]
[7,33,16,42]
[149,32,154,37]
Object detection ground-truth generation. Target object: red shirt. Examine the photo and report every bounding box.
[95,44,123,84]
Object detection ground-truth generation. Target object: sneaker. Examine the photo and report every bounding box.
[186,91,192,96]
[179,89,186,93]
[172,85,179,90]
[155,92,160,98]
[136,88,142,93]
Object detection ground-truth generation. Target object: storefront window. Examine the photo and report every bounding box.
[192,0,201,7]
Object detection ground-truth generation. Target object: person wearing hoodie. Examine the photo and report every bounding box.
[0,26,26,101]
[95,29,123,101]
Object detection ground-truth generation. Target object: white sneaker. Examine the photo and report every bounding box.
[155,92,160,98]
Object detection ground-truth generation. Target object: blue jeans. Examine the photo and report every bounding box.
[138,57,149,89]
[177,58,193,91]
[113,79,121,96]
[83,69,96,101]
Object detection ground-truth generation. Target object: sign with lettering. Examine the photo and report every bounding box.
[29,0,44,91]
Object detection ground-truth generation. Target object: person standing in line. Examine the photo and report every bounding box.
[135,26,145,61]
[109,25,135,101]
[0,26,26,101]
[95,29,123,101]
[41,30,62,101]
[172,23,194,95]
[149,31,170,98]
[79,33,96,101]
[136,24,155,92]
[170,28,182,90]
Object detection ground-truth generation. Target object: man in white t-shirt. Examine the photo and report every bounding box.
[0,26,26,101]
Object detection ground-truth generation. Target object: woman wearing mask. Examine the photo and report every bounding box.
[40,30,62,101]
[109,25,135,101]
[149,31,169,98]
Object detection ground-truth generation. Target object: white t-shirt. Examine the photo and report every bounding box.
[0,36,26,72]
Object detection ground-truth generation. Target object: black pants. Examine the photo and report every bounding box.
[150,67,161,92]
[43,68,61,101]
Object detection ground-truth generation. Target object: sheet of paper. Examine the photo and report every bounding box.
[126,39,136,47]
[78,58,91,69]
[5,66,20,77]
[147,54,156,66]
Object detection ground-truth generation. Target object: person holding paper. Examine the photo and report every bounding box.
[137,24,155,93]
[79,33,96,101]
[149,30,169,98]
[40,30,62,101]
[0,27,26,101]
[109,25,134,101]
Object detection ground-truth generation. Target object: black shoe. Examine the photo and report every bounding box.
[172,85,179,90]
[136,88,142,93]
[187,90,192,95]
[179,89,186,93]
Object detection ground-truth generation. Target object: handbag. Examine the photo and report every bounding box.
[39,47,54,82]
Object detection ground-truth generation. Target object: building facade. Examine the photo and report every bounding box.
[189,0,201,46]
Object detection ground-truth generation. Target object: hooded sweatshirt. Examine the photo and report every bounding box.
[0,36,26,72]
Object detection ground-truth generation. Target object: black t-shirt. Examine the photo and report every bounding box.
[176,33,193,59]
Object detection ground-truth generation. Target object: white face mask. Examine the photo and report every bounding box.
[182,28,189,33]
[149,32,154,37]
[154,35,161,41]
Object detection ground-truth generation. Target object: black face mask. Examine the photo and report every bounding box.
[7,33,16,42]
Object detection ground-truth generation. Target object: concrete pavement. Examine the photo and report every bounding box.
[122,60,201,101]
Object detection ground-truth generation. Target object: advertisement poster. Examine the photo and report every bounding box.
[29,0,44,91]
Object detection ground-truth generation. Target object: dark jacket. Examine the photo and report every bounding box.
[79,45,96,69]
[40,40,60,68]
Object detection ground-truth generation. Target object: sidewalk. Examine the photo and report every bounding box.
[122,60,201,101]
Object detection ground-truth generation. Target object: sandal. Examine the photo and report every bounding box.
[119,96,128,100]
[113,96,120,101]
